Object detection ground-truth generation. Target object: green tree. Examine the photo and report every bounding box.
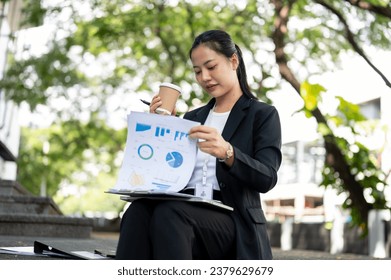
[17,115,127,214]
[270,0,390,234]
[1,0,390,231]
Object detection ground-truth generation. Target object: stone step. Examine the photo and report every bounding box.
[0,195,62,215]
[0,214,93,238]
[0,179,31,196]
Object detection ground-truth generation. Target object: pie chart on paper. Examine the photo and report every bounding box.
[166,151,183,168]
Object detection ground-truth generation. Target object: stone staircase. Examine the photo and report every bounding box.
[0,180,93,238]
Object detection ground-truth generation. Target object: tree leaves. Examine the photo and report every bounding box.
[300,81,327,120]
[17,117,126,198]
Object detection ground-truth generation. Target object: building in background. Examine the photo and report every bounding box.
[264,90,391,223]
[0,0,24,180]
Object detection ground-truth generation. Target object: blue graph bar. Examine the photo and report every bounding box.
[154,126,172,137]
[152,182,171,190]
[136,123,152,132]
[174,131,189,141]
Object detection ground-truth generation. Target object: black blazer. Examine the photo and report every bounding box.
[184,95,282,259]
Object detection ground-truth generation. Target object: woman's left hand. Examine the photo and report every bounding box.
[189,125,230,160]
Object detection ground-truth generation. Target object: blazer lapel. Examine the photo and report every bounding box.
[222,95,251,141]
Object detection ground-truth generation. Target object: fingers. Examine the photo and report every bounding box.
[149,95,162,113]
[189,125,214,141]
[189,125,227,158]
[150,95,177,115]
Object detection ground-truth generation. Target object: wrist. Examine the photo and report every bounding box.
[218,142,233,162]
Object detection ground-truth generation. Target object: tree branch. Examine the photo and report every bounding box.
[271,0,302,93]
[315,0,391,88]
[155,3,176,77]
[344,0,391,19]
[271,0,371,226]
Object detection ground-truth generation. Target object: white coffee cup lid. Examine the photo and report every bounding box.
[159,82,182,94]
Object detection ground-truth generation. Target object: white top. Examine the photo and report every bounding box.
[186,109,230,191]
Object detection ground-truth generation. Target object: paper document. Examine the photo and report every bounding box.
[109,112,200,193]
[0,246,38,256]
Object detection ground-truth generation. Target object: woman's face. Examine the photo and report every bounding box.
[190,44,239,99]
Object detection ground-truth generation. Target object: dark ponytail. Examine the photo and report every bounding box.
[189,30,257,100]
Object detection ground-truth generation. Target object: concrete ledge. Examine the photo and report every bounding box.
[267,221,374,256]
[0,214,93,238]
[0,180,31,196]
[0,195,62,215]
[0,234,118,260]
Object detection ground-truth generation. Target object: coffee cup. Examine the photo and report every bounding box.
[155,82,181,115]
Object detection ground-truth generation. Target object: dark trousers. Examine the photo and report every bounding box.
[115,199,235,260]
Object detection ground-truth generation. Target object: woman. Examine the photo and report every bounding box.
[116,30,282,260]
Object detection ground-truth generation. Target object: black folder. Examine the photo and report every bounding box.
[33,240,115,260]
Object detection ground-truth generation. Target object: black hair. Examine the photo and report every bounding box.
[189,30,257,99]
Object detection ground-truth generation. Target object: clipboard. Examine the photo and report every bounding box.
[116,191,234,212]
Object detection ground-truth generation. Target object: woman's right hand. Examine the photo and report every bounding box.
[149,94,177,116]
[149,94,163,114]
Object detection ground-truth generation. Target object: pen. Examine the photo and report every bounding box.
[140,99,151,106]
